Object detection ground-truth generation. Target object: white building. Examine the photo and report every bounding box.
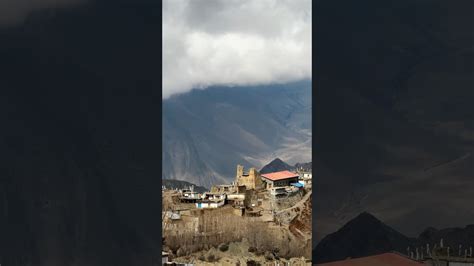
[195,200,225,209]
[298,171,312,187]
[166,211,181,220]
[269,187,287,197]
[162,252,169,264]
[261,170,299,188]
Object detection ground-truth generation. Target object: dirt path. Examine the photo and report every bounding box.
[275,189,312,215]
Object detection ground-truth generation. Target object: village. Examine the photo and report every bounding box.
[162,165,312,265]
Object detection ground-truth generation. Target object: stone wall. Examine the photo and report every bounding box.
[235,165,264,190]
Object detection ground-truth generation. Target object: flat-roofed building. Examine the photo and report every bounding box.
[261,170,299,188]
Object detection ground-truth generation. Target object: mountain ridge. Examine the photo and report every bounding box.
[314,212,412,263]
[314,0,474,249]
[163,81,312,188]
[162,179,208,193]
[314,212,474,263]
[260,158,312,174]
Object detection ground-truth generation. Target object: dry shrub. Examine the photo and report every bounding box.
[164,206,310,259]
[219,243,229,252]
[264,252,274,261]
[246,260,260,266]
[206,254,216,262]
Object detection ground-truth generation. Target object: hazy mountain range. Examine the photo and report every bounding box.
[162,179,207,194]
[163,81,312,188]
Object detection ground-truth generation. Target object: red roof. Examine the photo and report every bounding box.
[261,170,299,181]
[316,253,424,266]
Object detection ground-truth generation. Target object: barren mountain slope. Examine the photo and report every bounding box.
[163,81,312,187]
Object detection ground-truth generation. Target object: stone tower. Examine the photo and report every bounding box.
[235,165,262,190]
[236,164,244,179]
[248,167,263,190]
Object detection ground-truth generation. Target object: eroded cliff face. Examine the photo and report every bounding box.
[0,2,161,265]
[162,81,312,188]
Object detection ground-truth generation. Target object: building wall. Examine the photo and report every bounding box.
[265,179,275,188]
[195,200,225,209]
[263,177,299,188]
[227,194,245,200]
[235,165,263,190]
[270,187,287,196]
[236,164,244,178]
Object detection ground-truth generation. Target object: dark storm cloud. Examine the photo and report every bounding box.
[163,0,312,99]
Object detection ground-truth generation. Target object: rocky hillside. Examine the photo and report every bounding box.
[163,81,312,188]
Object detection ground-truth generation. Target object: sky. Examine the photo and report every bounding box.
[163,0,312,99]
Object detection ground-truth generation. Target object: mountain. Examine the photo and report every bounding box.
[162,179,207,193]
[260,158,312,174]
[0,2,161,265]
[314,0,474,246]
[314,212,412,263]
[294,162,312,171]
[314,212,474,263]
[163,81,312,188]
[415,225,474,253]
[260,158,293,174]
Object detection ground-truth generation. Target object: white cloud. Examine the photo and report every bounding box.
[0,0,85,26]
[163,0,311,99]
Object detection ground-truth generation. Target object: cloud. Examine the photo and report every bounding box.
[163,0,311,99]
[0,0,84,26]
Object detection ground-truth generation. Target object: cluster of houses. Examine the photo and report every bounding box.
[177,165,312,211]
[162,165,312,264]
